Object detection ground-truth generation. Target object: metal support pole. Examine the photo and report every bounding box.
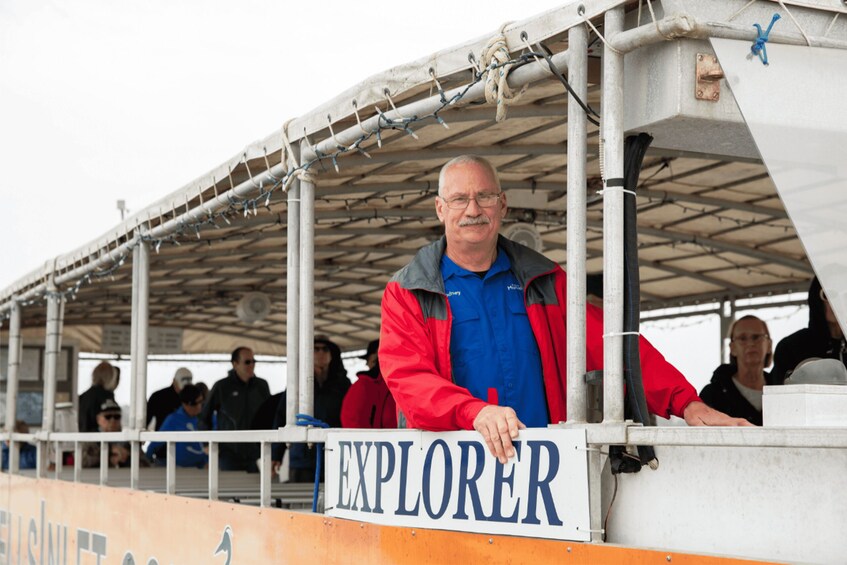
[36,441,46,478]
[286,146,301,428]
[42,292,64,476]
[5,300,22,473]
[602,6,626,423]
[260,441,271,508]
[129,247,140,427]
[53,440,62,479]
[99,441,109,485]
[208,442,219,500]
[588,448,604,542]
[720,299,735,364]
[166,442,176,495]
[133,238,150,431]
[566,23,589,424]
[73,442,82,482]
[299,139,315,418]
[130,238,149,490]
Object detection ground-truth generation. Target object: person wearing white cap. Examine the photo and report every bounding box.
[146,367,193,431]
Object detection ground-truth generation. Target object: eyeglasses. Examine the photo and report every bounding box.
[102,414,121,421]
[242,359,255,365]
[732,333,768,343]
[439,193,501,210]
[187,398,204,406]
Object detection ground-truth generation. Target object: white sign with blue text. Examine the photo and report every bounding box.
[325,428,591,541]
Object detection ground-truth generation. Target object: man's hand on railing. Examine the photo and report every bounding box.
[683,401,754,426]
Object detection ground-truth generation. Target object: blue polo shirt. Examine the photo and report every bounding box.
[441,250,549,427]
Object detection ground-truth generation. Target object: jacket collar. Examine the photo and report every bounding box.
[397,234,557,293]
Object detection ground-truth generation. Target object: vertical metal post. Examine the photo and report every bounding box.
[73,442,82,482]
[99,441,109,485]
[720,299,735,364]
[36,442,47,478]
[299,139,315,418]
[42,292,64,476]
[588,447,604,542]
[130,238,149,490]
[133,238,150,431]
[53,441,62,479]
[602,6,626,423]
[5,300,22,473]
[260,441,271,508]
[286,146,301,427]
[208,442,219,500]
[129,246,140,427]
[166,442,176,495]
[567,24,589,424]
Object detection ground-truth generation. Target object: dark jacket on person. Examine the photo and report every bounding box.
[271,351,351,480]
[199,370,270,470]
[78,385,114,433]
[771,277,847,385]
[251,392,283,431]
[699,364,764,426]
[146,385,181,431]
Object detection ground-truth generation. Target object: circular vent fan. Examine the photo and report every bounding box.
[501,222,543,253]
[236,292,272,324]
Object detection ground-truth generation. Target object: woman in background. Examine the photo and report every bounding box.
[700,315,774,426]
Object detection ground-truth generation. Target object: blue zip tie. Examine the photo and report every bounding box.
[296,414,329,512]
[751,13,781,66]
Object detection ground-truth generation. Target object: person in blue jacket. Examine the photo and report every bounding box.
[146,384,208,468]
[2,420,37,470]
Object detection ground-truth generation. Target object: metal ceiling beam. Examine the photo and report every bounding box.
[640,280,808,310]
[583,219,808,273]
[638,189,788,219]
[333,144,569,169]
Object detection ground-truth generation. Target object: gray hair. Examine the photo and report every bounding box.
[437,155,501,197]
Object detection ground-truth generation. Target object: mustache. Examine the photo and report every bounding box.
[458,216,491,227]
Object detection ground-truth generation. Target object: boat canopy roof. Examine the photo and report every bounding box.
[3,0,844,355]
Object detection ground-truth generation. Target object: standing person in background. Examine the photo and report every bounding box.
[700,315,774,426]
[78,361,120,433]
[146,367,193,430]
[199,347,269,472]
[772,277,847,384]
[271,336,350,481]
[341,339,396,428]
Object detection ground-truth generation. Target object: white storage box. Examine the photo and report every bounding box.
[763,384,847,427]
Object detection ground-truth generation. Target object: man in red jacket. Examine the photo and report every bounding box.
[379,155,749,464]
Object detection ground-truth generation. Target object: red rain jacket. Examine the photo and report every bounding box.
[379,236,699,431]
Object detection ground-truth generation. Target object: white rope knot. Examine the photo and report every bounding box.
[280,119,317,190]
[480,23,527,122]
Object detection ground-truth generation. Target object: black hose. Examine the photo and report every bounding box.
[623,133,657,469]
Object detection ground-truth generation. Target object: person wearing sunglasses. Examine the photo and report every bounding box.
[268,336,351,482]
[701,316,774,425]
[200,347,270,472]
[146,384,208,468]
[379,155,750,465]
[81,398,123,467]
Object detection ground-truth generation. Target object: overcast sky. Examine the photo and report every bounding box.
[0,0,560,290]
